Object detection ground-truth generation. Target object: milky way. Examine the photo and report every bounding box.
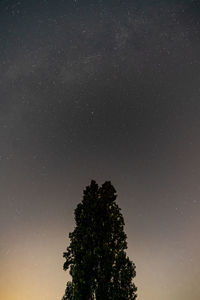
[0,1,200,300]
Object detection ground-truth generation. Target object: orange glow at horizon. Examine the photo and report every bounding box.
[1,214,200,300]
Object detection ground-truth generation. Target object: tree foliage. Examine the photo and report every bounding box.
[62,180,137,300]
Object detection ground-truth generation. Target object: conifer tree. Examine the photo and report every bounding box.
[62,180,137,300]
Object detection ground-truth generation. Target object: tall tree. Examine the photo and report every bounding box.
[62,180,137,300]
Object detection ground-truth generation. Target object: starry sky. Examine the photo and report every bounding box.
[0,1,200,299]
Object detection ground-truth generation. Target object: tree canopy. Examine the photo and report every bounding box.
[62,180,137,300]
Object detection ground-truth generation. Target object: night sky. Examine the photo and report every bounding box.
[1,1,200,299]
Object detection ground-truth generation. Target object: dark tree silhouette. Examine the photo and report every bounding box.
[62,180,137,300]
